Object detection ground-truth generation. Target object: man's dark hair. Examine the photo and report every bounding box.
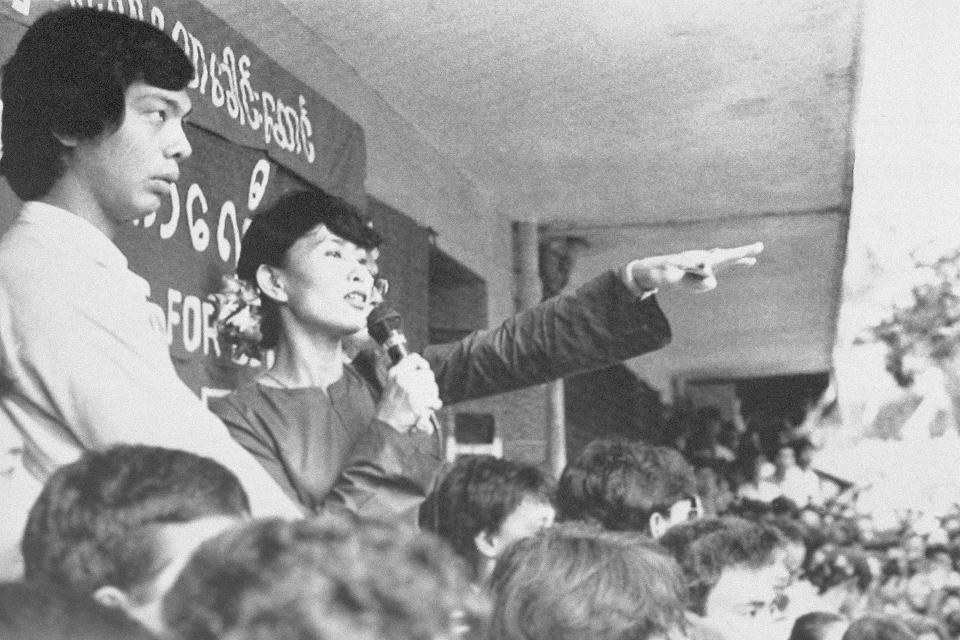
[419,454,554,564]
[488,523,687,640]
[658,516,786,615]
[22,445,249,597]
[238,188,382,348]
[557,438,696,532]
[842,615,917,640]
[0,581,157,640]
[0,6,194,200]
[163,514,487,640]
[727,496,774,520]
[788,611,845,640]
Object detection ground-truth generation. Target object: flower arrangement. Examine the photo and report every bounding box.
[209,274,266,365]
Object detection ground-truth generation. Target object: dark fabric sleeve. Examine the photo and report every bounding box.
[423,270,672,404]
[325,420,443,526]
[209,398,311,511]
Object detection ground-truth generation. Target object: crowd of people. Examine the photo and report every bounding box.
[659,400,833,515]
[0,5,948,640]
[9,431,960,640]
[630,398,960,640]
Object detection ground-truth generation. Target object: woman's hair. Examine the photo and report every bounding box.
[487,523,687,640]
[237,189,382,347]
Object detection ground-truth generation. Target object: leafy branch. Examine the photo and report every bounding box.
[866,248,960,386]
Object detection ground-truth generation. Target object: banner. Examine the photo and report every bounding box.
[1,0,366,205]
[0,0,369,393]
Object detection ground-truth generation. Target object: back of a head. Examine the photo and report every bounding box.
[163,514,487,640]
[657,517,730,559]
[843,615,918,640]
[0,6,193,201]
[557,438,696,532]
[420,455,555,563]
[0,581,156,640]
[789,612,846,640]
[22,445,249,596]
[658,516,786,615]
[487,522,687,640]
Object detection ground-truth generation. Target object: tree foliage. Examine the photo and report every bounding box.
[869,248,960,386]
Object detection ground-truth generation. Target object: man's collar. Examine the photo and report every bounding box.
[20,201,129,271]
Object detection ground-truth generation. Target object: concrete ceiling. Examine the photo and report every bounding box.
[281,0,859,224]
[257,0,863,383]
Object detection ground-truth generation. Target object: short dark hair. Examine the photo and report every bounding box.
[163,514,487,640]
[22,445,249,597]
[789,611,845,640]
[420,455,554,563]
[658,516,786,615]
[238,189,382,347]
[0,7,194,200]
[842,615,917,640]
[0,581,157,640]
[488,523,687,640]
[557,439,696,532]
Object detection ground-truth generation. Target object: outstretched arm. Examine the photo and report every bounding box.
[422,242,763,404]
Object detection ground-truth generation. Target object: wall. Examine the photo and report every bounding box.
[196,0,515,328]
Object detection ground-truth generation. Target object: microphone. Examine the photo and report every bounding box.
[366,306,409,365]
[366,306,440,435]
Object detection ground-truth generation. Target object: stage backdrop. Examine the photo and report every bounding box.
[0,0,381,394]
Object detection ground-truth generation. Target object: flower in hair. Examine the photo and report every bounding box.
[209,274,265,365]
